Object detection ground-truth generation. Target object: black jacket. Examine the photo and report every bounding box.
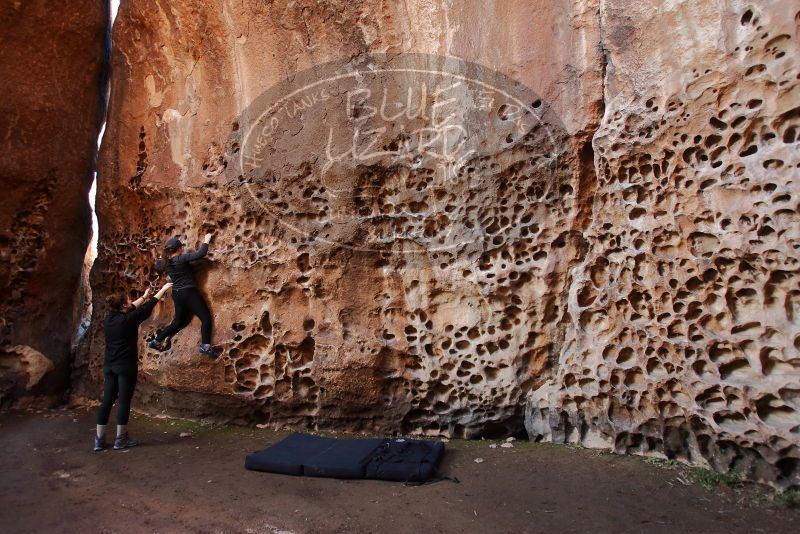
[166,243,209,290]
[103,297,159,372]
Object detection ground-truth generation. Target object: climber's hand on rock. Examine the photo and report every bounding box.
[142,287,153,299]
[203,232,213,244]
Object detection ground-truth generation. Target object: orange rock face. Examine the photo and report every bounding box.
[0,0,107,406]
[76,0,602,433]
[71,0,799,486]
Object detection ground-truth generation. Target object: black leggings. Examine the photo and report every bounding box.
[155,287,213,345]
[97,369,137,425]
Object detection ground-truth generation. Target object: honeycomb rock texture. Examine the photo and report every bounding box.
[527,0,800,487]
[0,0,107,406]
[73,0,800,486]
[76,0,602,432]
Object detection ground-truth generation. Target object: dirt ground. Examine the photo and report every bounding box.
[0,407,796,534]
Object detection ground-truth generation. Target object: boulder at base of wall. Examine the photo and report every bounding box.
[0,345,55,408]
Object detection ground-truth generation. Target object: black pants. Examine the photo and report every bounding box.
[155,287,213,344]
[96,368,137,425]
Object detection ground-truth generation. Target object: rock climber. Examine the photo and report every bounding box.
[95,281,173,451]
[148,232,220,357]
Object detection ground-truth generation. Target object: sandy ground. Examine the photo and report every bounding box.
[0,407,796,534]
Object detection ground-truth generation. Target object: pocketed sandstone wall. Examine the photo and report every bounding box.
[75,0,602,434]
[526,0,800,487]
[72,0,799,486]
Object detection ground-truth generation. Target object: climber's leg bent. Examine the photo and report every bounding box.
[178,288,218,357]
[189,291,213,345]
[152,290,193,346]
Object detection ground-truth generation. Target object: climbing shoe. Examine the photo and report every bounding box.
[199,344,220,358]
[113,433,140,450]
[148,339,167,351]
[94,436,107,452]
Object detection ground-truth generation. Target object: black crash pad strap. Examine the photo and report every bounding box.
[364,439,445,482]
[304,438,387,478]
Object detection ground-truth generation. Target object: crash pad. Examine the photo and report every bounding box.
[245,432,446,483]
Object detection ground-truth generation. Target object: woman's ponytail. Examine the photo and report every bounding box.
[156,238,182,273]
[155,247,170,273]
